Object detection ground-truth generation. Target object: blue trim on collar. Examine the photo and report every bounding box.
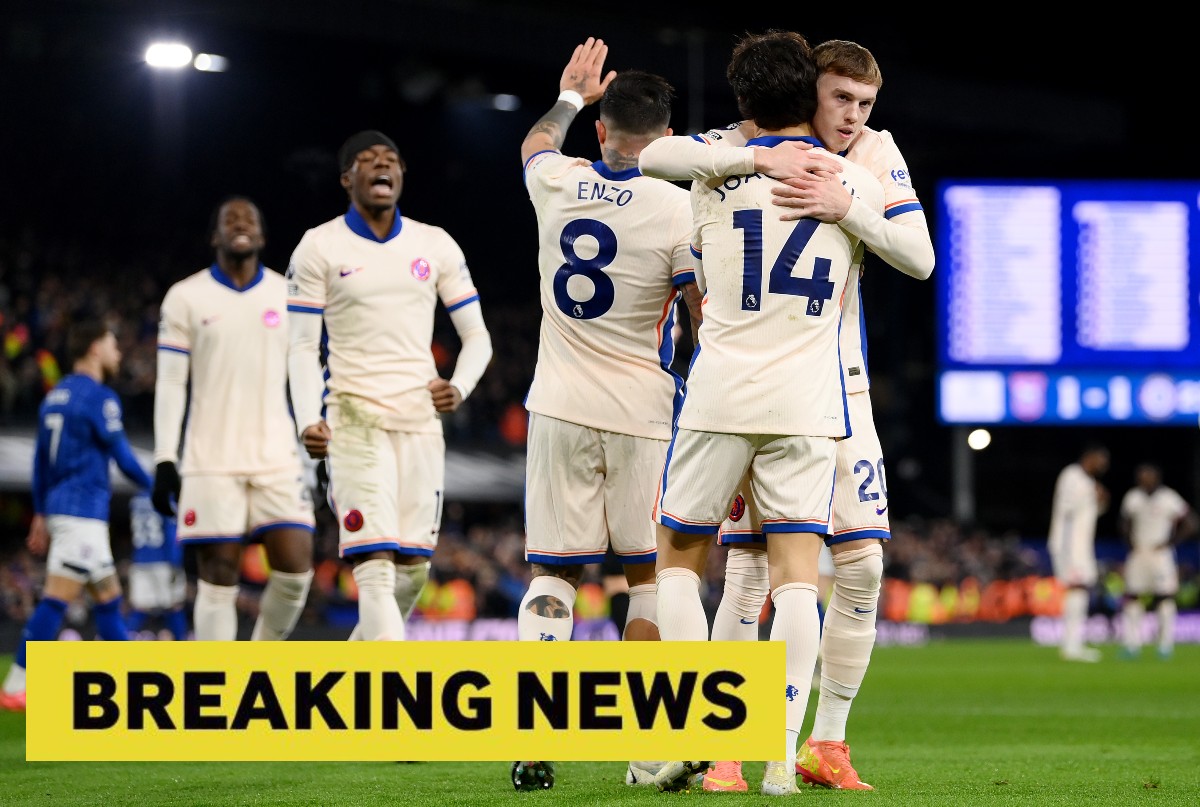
[209,262,265,292]
[590,161,642,181]
[344,204,403,242]
[746,135,825,149]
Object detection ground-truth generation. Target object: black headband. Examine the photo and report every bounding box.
[338,130,400,172]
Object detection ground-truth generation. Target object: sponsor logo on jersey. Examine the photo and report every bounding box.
[338,267,362,278]
[343,509,364,532]
[728,494,746,522]
[875,504,888,516]
[411,258,431,281]
[262,309,281,328]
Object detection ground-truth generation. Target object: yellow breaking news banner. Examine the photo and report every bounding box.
[26,641,783,761]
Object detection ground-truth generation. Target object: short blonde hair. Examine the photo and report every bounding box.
[814,40,882,88]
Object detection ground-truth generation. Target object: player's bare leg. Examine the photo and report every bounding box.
[621,561,658,641]
[253,527,314,641]
[194,542,242,640]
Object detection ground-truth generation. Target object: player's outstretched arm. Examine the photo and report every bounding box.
[639,131,841,182]
[520,36,615,166]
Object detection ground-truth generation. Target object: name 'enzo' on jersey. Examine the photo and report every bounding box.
[575,182,634,207]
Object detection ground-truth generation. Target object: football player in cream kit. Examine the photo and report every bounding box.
[639,38,933,793]
[287,130,493,643]
[154,197,315,643]
[651,31,885,795]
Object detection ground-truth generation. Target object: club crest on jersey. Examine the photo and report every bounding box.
[729,494,746,522]
[183,510,197,527]
[262,309,281,328]
[343,509,364,532]
[411,258,431,281]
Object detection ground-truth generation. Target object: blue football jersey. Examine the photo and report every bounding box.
[32,373,153,521]
[129,492,182,566]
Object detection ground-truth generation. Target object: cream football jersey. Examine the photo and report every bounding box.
[1048,463,1102,557]
[693,123,928,395]
[1120,486,1189,551]
[157,264,301,474]
[286,206,481,434]
[680,135,884,437]
[523,151,695,440]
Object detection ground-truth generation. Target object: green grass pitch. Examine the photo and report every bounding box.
[2,638,1197,805]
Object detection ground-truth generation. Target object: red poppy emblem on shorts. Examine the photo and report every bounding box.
[728,494,745,522]
[343,509,364,532]
[262,309,281,328]
[183,509,197,527]
[411,258,431,281]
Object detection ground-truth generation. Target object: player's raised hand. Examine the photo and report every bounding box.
[560,36,616,106]
[428,377,463,414]
[301,420,331,460]
[26,513,49,556]
[771,173,853,223]
[754,140,842,181]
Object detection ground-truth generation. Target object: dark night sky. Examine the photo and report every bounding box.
[2,1,1197,537]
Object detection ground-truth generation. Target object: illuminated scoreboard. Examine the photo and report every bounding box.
[936,180,1200,425]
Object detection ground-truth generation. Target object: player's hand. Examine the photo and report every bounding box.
[753,140,842,181]
[26,514,49,556]
[301,421,332,460]
[428,378,463,414]
[560,36,616,106]
[771,174,853,223]
[152,461,181,516]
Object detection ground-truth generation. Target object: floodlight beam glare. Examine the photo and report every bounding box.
[145,42,193,69]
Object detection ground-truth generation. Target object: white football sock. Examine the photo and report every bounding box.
[1121,599,1145,651]
[711,547,768,642]
[194,580,240,641]
[656,568,708,641]
[517,575,576,642]
[395,561,431,621]
[3,663,25,694]
[251,569,313,641]
[812,544,883,742]
[770,582,820,768]
[1061,588,1088,654]
[623,583,657,639]
[1156,599,1177,654]
[353,559,405,641]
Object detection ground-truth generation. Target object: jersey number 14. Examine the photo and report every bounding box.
[734,211,834,315]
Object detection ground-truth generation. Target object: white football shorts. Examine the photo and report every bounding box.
[128,562,187,610]
[1123,547,1178,596]
[656,428,836,535]
[719,391,889,546]
[328,424,444,559]
[524,412,665,566]
[177,468,315,544]
[45,515,116,584]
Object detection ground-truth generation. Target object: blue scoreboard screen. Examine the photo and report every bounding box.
[935,179,1200,425]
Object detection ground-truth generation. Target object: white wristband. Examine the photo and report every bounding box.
[557,90,585,111]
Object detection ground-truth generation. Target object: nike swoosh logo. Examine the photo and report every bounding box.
[201,316,220,326]
[830,767,841,775]
[854,607,875,614]
[339,267,362,277]
[706,777,738,787]
[875,504,888,515]
[739,618,755,624]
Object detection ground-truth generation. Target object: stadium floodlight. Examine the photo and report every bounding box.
[193,53,229,73]
[967,428,992,451]
[145,42,193,69]
[491,93,520,111]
